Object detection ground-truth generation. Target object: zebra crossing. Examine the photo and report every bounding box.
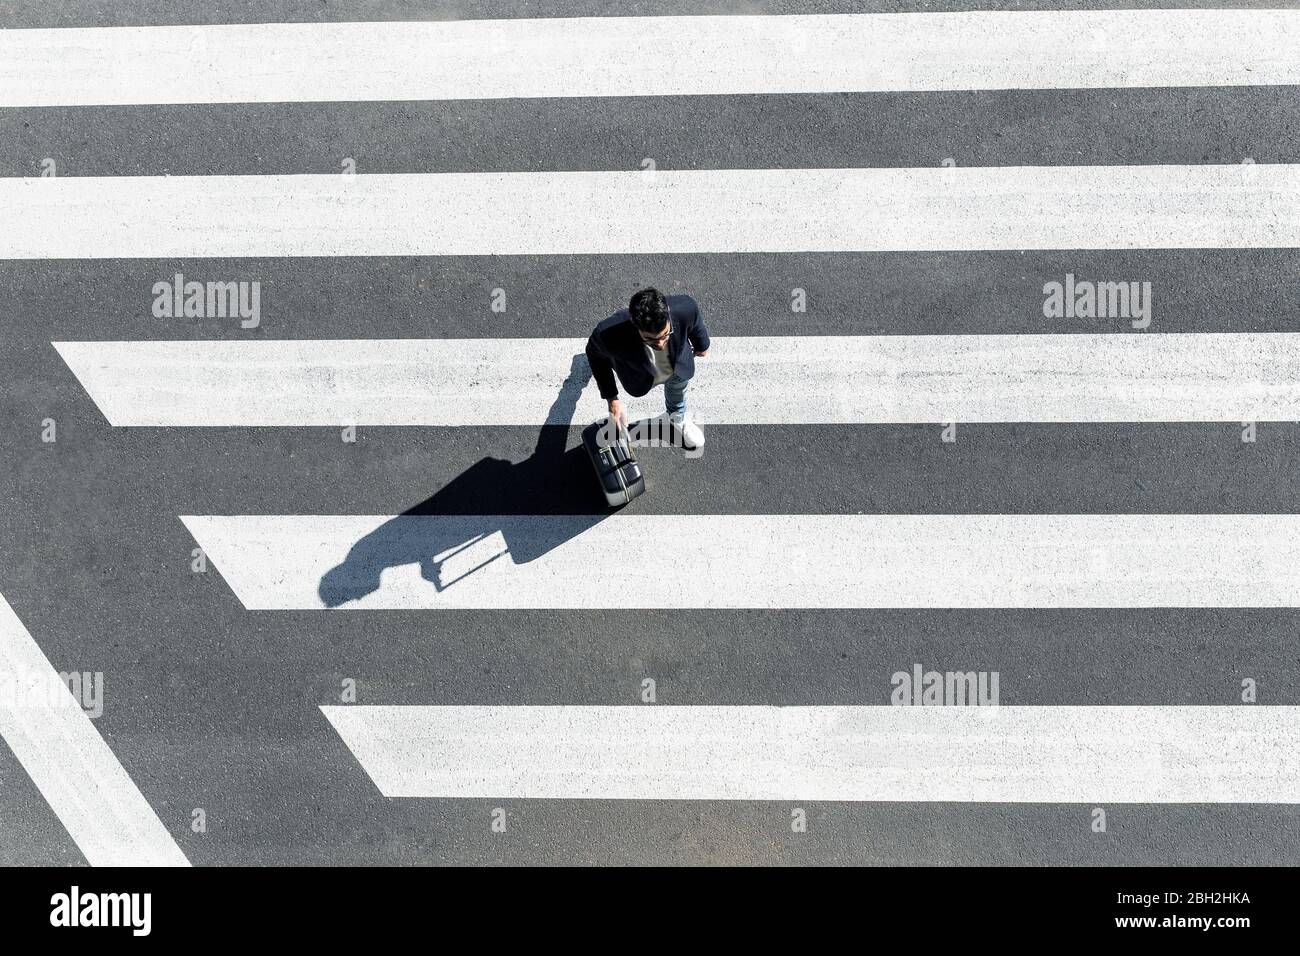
[50,333,1300,425]
[2,3,1300,865]
[180,513,1300,610]
[3,11,1298,107]
[320,704,1300,802]
[5,164,1300,257]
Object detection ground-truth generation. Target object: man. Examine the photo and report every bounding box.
[585,288,709,450]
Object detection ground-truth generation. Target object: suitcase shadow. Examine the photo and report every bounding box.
[317,353,614,608]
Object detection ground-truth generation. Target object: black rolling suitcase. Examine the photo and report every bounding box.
[582,418,646,507]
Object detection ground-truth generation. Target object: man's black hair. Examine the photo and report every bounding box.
[629,288,670,334]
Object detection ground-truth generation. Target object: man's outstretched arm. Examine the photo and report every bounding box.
[687,298,711,356]
[585,330,626,426]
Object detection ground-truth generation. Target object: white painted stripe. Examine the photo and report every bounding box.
[321,704,1300,802]
[54,333,1300,427]
[184,514,1300,610]
[2,11,1297,107]
[0,593,188,866]
[6,164,1300,259]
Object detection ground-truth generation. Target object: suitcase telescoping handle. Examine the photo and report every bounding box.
[598,417,637,454]
[600,415,632,447]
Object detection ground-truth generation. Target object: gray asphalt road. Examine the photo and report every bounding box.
[3,0,1300,865]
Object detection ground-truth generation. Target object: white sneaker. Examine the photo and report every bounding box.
[669,411,705,450]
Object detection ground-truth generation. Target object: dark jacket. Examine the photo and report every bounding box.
[585,294,710,401]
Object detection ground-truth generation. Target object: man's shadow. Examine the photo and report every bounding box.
[318,354,612,607]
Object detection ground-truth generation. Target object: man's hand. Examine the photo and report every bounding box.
[694,348,709,358]
[607,398,627,429]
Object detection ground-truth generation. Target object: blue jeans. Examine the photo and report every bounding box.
[664,374,688,416]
